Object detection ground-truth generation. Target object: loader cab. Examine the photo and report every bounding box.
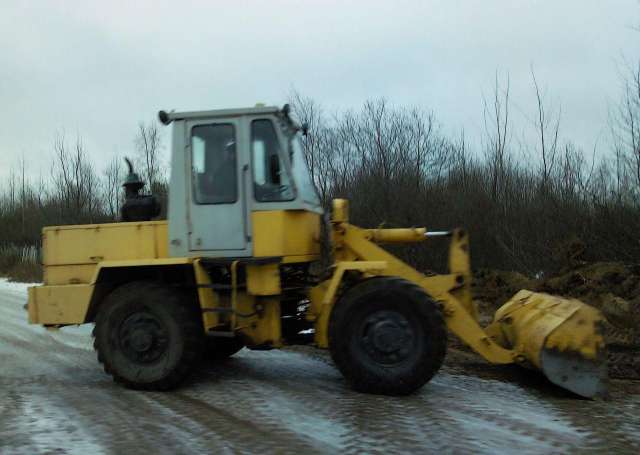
[161,106,322,259]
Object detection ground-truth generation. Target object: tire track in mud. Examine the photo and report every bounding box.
[436,375,587,453]
[3,378,213,454]
[0,322,98,383]
[53,383,210,454]
[0,383,106,455]
[246,351,473,453]
[268,351,578,453]
[408,381,482,453]
[145,390,270,453]
[197,352,424,453]
[544,390,640,453]
[187,353,474,453]
[332,392,421,454]
[282,350,531,453]
[180,353,346,453]
[0,390,33,454]
[455,376,585,451]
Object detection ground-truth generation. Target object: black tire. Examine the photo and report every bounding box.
[93,281,204,390]
[328,277,447,395]
[204,336,244,361]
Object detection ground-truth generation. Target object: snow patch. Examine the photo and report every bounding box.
[0,277,94,348]
[11,395,106,455]
[0,278,40,297]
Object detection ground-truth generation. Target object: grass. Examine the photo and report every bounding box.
[0,248,43,283]
[3,262,43,283]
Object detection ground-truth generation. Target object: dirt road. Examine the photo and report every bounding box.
[1,280,639,454]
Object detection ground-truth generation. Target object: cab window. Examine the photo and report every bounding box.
[191,124,237,204]
[251,119,294,202]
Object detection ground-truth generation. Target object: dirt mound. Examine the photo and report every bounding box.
[537,262,640,304]
[472,269,535,306]
[471,269,535,326]
[471,262,640,379]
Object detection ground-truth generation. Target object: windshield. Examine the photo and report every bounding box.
[289,132,321,207]
[251,119,294,202]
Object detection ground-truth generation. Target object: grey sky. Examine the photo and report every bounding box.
[1,0,639,182]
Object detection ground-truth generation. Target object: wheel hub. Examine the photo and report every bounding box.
[360,310,414,364]
[119,311,168,363]
[371,320,406,352]
[130,329,153,352]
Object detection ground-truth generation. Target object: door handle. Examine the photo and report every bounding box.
[241,164,251,243]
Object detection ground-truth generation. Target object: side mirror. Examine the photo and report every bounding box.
[269,154,281,185]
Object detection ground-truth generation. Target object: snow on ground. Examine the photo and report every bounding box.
[0,278,40,297]
[0,277,93,342]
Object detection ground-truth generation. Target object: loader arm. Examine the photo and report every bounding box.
[321,222,516,364]
[312,199,607,398]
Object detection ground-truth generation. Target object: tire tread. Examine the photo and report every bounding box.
[93,281,203,391]
[328,276,447,395]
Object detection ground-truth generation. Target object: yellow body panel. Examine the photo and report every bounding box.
[89,257,192,282]
[252,210,321,258]
[246,264,281,296]
[45,264,96,286]
[28,257,194,326]
[28,284,94,324]
[42,221,168,285]
[235,295,282,347]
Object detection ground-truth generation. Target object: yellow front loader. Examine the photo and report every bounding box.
[27,105,606,397]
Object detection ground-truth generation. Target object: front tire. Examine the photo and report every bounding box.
[328,277,447,395]
[93,281,204,390]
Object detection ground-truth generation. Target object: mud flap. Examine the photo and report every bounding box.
[491,290,608,398]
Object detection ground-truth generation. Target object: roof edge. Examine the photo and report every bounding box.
[158,106,281,125]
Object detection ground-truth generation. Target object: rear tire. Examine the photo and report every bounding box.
[328,277,447,395]
[93,281,204,390]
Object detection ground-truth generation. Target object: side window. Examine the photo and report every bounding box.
[251,119,294,202]
[191,124,237,204]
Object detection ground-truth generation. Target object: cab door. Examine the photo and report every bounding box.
[186,118,251,255]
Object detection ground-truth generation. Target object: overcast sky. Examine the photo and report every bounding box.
[1,0,639,182]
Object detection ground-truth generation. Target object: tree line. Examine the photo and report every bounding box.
[290,67,640,274]
[0,121,165,248]
[1,65,639,275]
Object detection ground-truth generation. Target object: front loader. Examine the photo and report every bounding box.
[27,105,607,397]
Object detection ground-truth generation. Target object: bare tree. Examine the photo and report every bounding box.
[613,61,640,196]
[103,156,123,220]
[51,133,100,223]
[135,122,162,192]
[19,155,27,238]
[531,68,560,187]
[7,169,16,211]
[483,73,511,200]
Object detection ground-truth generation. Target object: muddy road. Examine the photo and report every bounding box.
[1,281,639,454]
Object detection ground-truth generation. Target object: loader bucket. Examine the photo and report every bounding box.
[491,290,607,398]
